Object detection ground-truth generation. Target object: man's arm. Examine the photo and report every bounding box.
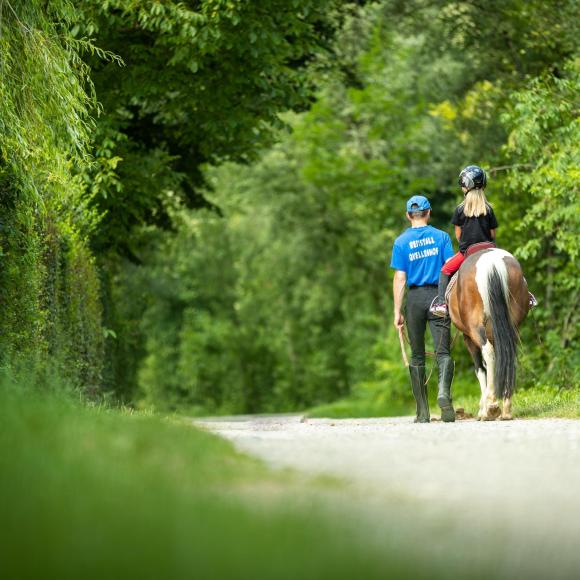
[393,270,407,329]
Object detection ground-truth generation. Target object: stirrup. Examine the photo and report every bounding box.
[429,297,448,318]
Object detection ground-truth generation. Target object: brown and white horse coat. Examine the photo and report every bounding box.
[448,249,530,420]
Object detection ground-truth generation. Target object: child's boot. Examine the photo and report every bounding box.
[430,272,450,317]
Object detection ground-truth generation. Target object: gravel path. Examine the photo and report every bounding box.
[195,414,580,577]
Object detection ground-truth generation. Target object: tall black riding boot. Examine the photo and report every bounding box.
[437,358,456,423]
[436,272,450,305]
[409,365,430,423]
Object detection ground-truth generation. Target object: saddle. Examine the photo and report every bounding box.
[465,241,496,258]
[445,242,497,303]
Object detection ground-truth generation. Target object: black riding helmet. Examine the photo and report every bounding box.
[459,165,487,193]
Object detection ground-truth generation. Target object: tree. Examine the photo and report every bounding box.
[131,0,580,411]
[72,0,340,256]
[500,61,579,386]
[0,0,105,384]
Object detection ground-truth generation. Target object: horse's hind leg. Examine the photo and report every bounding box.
[481,340,501,420]
[501,397,513,420]
[463,336,487,419]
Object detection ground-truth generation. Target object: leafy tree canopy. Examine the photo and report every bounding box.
[72,0,341,255]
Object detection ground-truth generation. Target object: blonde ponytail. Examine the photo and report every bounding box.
[461,188,489,217]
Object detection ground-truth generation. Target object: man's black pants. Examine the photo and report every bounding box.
[405,285,451,366]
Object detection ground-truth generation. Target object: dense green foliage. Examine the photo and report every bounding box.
[501,63,579,385]
[131,2,579,413]
[0,0,104,384]
[73,0,340,256]
[0,0,341,396]
[0,1,577,413]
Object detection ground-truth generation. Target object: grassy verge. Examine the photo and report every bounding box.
[308,376,580,419]
[454,386,580,419]
[0,371,448,580]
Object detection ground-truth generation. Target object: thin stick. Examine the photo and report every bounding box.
[487,163,535,174]
[398,326,409,367]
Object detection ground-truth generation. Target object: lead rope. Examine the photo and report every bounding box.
[399,322,460,385]
[395,282,459,385]
[398,326,409,367]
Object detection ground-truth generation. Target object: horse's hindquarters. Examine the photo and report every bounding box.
[450,249,529,420]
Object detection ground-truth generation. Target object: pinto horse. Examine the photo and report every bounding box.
[448,247,530,420]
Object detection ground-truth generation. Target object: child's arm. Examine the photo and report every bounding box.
[454,225,462,241]
[490,229,496,240]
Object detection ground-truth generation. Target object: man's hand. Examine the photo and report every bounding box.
[394,312,405,330]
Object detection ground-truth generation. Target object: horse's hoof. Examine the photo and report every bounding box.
[500,414,513,421]
[486,405,501,420]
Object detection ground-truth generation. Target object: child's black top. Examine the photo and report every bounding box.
[452,203,498,254]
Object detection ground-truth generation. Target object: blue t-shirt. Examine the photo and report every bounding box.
[390,225,454,287]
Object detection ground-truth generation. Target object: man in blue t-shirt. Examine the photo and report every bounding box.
[390,195,455,423]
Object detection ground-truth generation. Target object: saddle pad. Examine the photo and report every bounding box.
[445,272,458,304]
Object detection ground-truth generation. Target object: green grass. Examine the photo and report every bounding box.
[0,371,448,580]
[307,373,580,420]
[454,386,580,419]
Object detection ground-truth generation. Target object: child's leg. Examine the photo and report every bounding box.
[436,271,451,304]
[441,252,465,277]
[431,253,464,313]
[439,253,464,298]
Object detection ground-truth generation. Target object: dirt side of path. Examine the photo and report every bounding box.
[195,415,580,579]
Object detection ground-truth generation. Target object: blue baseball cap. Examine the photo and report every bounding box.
[406,195,431,212]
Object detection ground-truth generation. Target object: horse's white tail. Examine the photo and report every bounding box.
[475,250,518,399]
